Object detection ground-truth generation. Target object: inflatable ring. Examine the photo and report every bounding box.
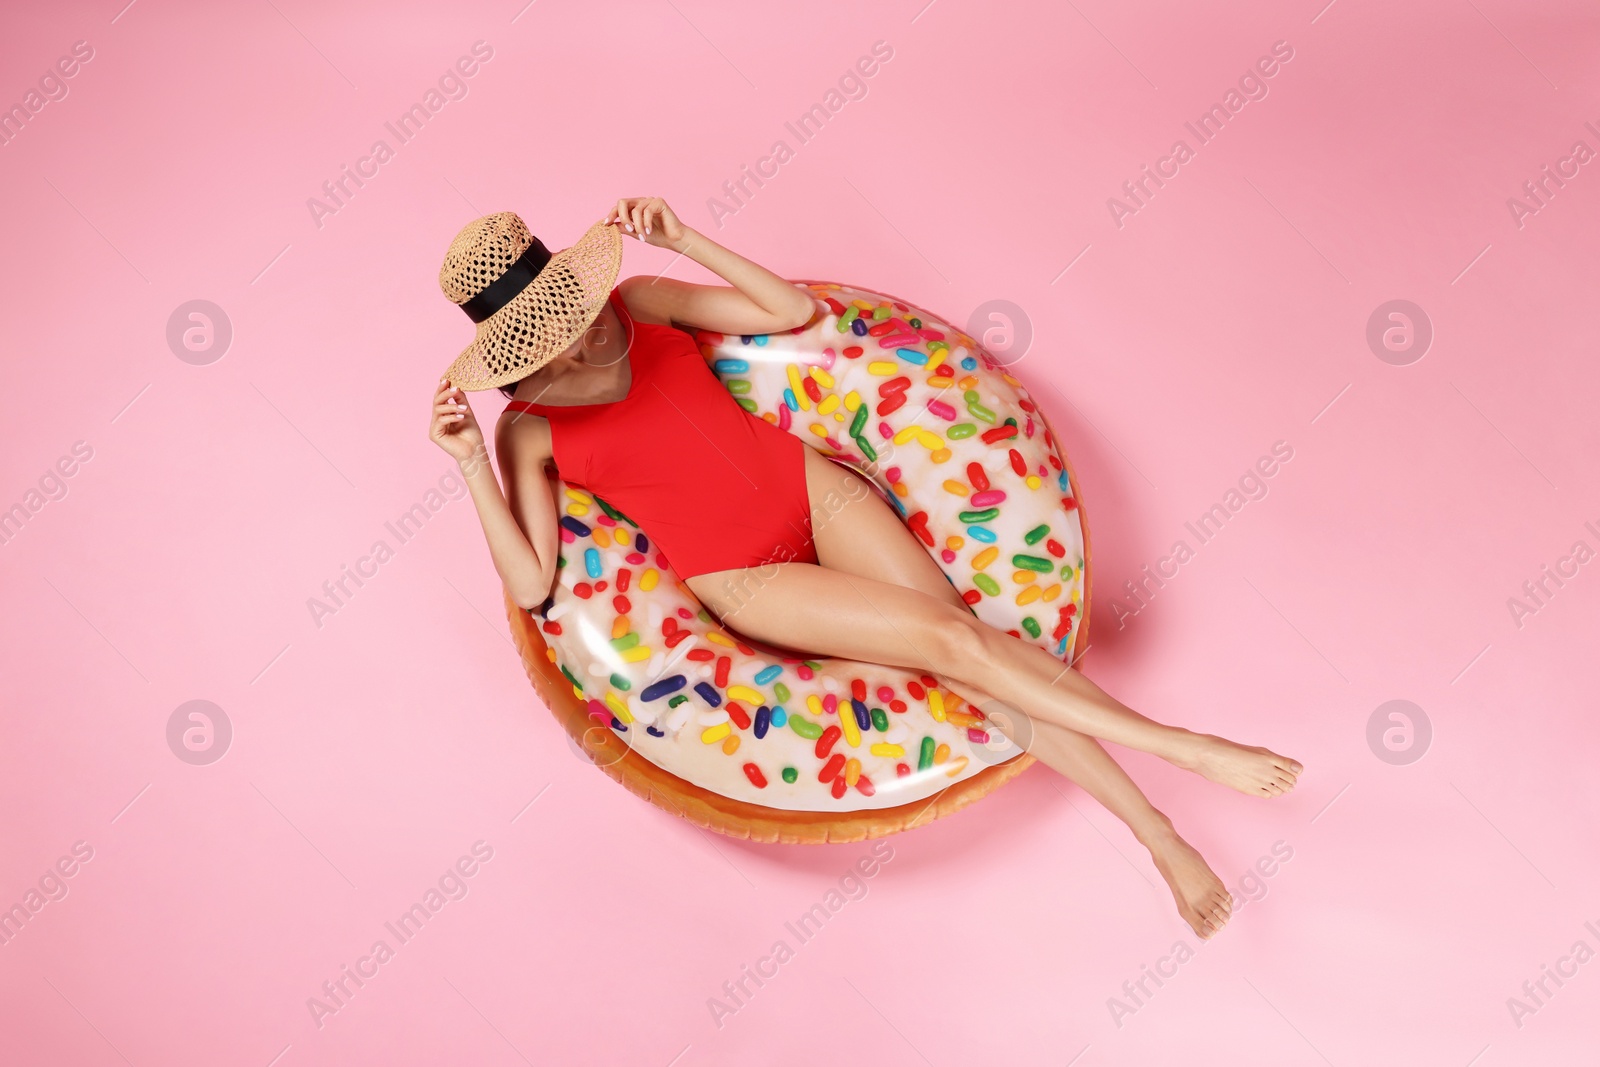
[505,281,1092,844]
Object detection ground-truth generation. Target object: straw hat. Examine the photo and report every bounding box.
[438,213,623,391]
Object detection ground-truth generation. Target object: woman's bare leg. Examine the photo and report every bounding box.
[712,450,1237,935]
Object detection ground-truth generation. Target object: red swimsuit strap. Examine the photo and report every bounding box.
[502,288,632,416]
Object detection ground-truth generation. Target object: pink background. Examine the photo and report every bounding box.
[3,0,1599,1063]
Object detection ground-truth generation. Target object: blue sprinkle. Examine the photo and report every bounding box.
[610,717,625,731]
[635,533,649,553]
[584,548,602,577]
[851,699,871,731]
[967,525,998,544]
[740,334,754,344]
[694,682,722,707]
[560,516,591,538]
[754,664,782,685]
[850,317,868,336]
[640,675,687,702]
[896,347,928,365]
[960,356,978,370]
[754,705,771,738]
[887,491,908,518]
[753,335,768,346]
[770,706,788,728]
[647,725,665,737]
[714,358,750,374]
[1057,470,1070,491]
[783,388,798,411]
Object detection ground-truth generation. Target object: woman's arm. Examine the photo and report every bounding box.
[604,196,815,336]
[429,380,560,609]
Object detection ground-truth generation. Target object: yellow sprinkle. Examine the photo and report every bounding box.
[958,375,979,390]
[545,648,558,663]
[1016,586,1042,606]
[891,482,909,497]
[817,394,841,416]
[807,694,827,718]
[844,758,861,787]
[592,526,612,549]
[868,361,900,376]
[1025,474,1042,489]
[565,503,590,517]
[840,702,861,747]
[1042,583,1062,601]
[620,645,652,662]
[870,743,905,757]
[722,734,741,755]
[1001,372,1022,387]
[786,364,810,410]
[944,755,969,778]
[916,430,943,451]
[605,692,632,723]
[564,488,593,504]
[701,722,731,744]
[942,480,970,496]
[947,711,981,729]
[614,528,630,546]
[973,546,999,570]
[833,410,847,422]
[851,299,875,310]
[570,684,583,699]
[640,568,659,591]
[707,631,737,648]
[934,742,951,764]
[610,617,630,639]
[928,690,946,721]
[844,390,861,411]
[808,423,830,438]
[1013,570,1037,584]
[930,448,952,463]
[728,685,765,705]
[925,348,946,371]
[947,535,965,550]
[809,367,835,389]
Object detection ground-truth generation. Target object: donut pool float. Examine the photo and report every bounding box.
[505,282,1092,843]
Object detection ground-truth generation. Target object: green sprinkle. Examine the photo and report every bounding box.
[789,714,823,740]
[871,305,892,321]
[610,633,640,651]
[909,317,923,328]
[727,379,752,394]
[973,573,1001,597]
[918,735,936,770]
[735,396,759,413]
[609,673,631,691]
[1024,524,1050,545]
[1013,554,1053,573]
[967,402,997,424]
[773,682,791,704]
[947,422,977,439]
[559,665,582,691]
[871,707,889,732]
[1021,617,1041,638]
[849,403,869,437]
[668,694,689,708]
[781,766,798,784]
[853,434,877,461]
[837,306,860,332]
[959,507,1000,524]
[1060,564,1075,580]
[963,389,981,403]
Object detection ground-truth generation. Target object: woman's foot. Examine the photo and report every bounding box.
[1139,819,1233,939]
[1169,732,1302,797]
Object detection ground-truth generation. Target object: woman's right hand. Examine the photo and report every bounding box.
[430,378,485,466]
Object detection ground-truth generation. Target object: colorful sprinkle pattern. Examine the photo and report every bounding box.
[526,282,1087,812]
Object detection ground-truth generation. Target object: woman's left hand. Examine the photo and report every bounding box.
[605,197,690,251]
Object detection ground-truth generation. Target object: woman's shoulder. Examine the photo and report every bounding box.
[616,275,678,327]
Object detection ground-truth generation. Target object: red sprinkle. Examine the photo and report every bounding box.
[574,583,593,599]
[896,763,911,777]
[686,648,715,661]
[968,462,990,491]
[907,511,934,547]
[843,346,864,358]
[727,702,752,730]
[982,424,1020,444]
[867,321,895,337]
[664,630,692,648]
[802,377,823,403]
[542,621,562,635]
[616,569,631,592]
[878,376,911,396]
[851,679,867,701]
[919,674,938,688]
[743,763,768,788]
[877,394,907,417]
[890,699,907,714]
[1061,496,1078,511]
[613,595,630,614]
[855,775,876,797]
[1009,448,1026,476]
[816,725,842,758]
[830,776,848,799]
[715,656,731,687]
[820,753,846,782]
[962,588,983,606]
[824,297,846,316]
[1046,538,1066,558]
[907,680,926,700]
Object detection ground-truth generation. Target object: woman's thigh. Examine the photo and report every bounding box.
[798,447,969,611]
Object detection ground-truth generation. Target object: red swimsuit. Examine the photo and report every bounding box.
[505,287,819,580]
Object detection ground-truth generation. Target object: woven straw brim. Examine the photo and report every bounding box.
[442,221,623,392]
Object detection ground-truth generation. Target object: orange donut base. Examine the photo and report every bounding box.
[504,335,1093,844]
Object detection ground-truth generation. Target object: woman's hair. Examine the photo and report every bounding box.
[497,376,526,399]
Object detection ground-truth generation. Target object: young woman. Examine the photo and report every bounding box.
[429,196,1302,939]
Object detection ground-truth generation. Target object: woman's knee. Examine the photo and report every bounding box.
[919,607,997,682]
